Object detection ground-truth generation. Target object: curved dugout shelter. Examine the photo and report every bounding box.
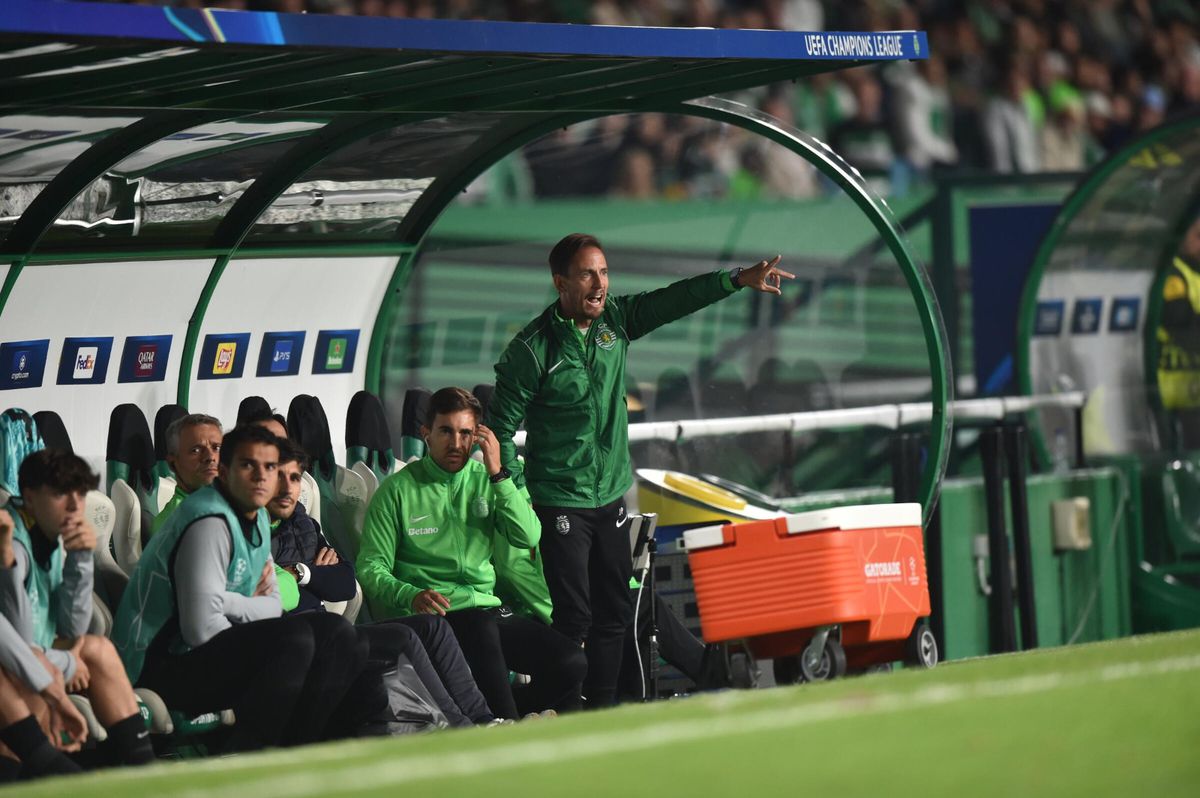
[1019,113,1200,462]
[0,0,949,514]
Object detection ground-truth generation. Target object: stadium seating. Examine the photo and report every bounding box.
[399,387,432,462]
[152,403,188,482]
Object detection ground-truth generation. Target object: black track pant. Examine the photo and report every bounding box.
[362,616,494,726]
[444,608,585,720]
[139,612,378,751]
[535,497,633,709]
[618,589,706,700]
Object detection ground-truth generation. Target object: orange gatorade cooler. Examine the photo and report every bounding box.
[683,503,936,679]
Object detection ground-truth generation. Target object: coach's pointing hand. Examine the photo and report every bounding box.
[735,255,794,295]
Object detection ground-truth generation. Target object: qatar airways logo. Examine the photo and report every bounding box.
[864,561,902,579]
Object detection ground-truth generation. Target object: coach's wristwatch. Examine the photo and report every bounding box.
[730,266,744,288]
[489,467,512,484]
[294,562,311,585]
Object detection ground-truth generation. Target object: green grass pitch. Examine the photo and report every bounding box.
[8,628,1200,797]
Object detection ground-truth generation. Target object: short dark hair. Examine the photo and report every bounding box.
[276,437,310,472]
[548,233,603,278]
[427,387,482,426]
[18,449,99,495]
[218,424,281,467]
[243,405,288,436]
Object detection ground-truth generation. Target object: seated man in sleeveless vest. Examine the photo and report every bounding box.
[0,451,153,767]
[267,435,495,727]
[152,413,223,535]
[358,387,585,720]
[0,611,88,779]
[113,425,386,751]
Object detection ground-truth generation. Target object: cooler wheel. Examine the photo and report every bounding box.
[904,621,939,668]
[800,638,847,682]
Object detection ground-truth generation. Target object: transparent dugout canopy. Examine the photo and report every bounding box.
[1020,115,1200,461]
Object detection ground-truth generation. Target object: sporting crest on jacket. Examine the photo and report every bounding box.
[594,322,617,351]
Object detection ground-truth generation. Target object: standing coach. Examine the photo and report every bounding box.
[487,232,792,708]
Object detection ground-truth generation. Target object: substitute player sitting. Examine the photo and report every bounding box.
[358,387,584,720]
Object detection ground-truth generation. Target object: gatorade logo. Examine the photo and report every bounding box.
[326,337,347,370]
[72,346,98,380]
[864,561,902,580]
[134,344,157,378]
[213,342,237,375]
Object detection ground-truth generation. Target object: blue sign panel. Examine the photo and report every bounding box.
[0,339,50,390]
[56,337,113,385]
[312,329,360,375]
[1109,297,1141,333]
[117,335,173,383]
[1071,298,1104,335]
[1033,300,1066,336]
[197,333,251,380]
[257,331,305,377]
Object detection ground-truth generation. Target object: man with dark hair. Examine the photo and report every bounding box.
[153,413,223,534]
[0,450,154,767]
[270,439,495,727]
[359,387,585,720]
[488,233,792,708]
[113,425,382,751]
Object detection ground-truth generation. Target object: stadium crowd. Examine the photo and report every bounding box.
[93,0,1200,198]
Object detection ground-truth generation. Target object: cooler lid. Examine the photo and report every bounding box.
[784,503,922,534]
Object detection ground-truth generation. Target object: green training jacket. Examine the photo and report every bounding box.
[356,455,540,619]
[488,269,739,509]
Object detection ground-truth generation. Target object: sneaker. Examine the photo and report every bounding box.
[485,718,514,727]
[522,710,558,721]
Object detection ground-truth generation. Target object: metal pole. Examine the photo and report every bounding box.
[980,427,1018,653]
[1004,423,1039,650]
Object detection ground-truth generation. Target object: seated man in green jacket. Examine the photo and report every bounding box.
[358,387,584,720]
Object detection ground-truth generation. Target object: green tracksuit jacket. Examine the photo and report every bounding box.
[356,455,540,619]
[488,269,739,509]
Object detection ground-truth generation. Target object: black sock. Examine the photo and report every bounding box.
[0,716,81,777]
[104,714,154,766]
[0,755,22,782]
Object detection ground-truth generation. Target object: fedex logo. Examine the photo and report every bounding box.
[72,347,98,380]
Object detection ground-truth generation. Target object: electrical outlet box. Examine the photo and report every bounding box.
[1052,497,1092,551]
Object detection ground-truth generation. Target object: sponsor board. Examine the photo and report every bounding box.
[0,339,49,390]
[1033,300,1065,336]
[1070,298,1104,335]
[197,333,250,380]
[256,331,305,378]
[117,335,172,383]
[1109,297,1141,333]
[56,337,113,385]
[312,329,359,375]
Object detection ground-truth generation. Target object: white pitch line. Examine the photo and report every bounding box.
[66,653,1200,798]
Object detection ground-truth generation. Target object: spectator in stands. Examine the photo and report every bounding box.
[983,60,1040,173]
[0,452,154,767]
[829,73,896,192]
[1156,213,1200,450]
[487,233,792,709]
[268,438,495,727]
[153,413,222,534]
[113,425,385,751]
[0,613,87,778]
[358,387,585,720]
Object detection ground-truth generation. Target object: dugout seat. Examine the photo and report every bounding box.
[31,410,72,452]
[106,404,161,526]
[472,383,495,418]
[345,390,396,483]
[1157,457,1200,560]
[152,403,188,481]
[110,478,143,574]
[399,387,432,463]
[237,395,272,426]
[288,394,368,560]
